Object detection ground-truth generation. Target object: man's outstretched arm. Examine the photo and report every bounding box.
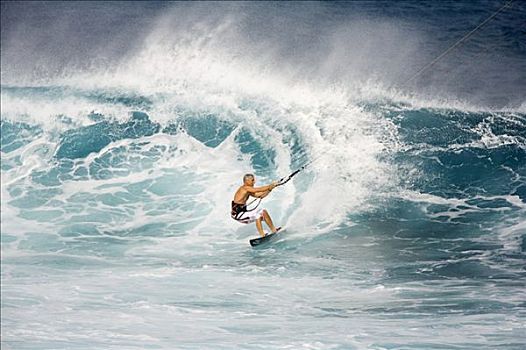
[243,182,277,194]
[252,189,272,198]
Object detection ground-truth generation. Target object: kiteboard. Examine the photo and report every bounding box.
[249,227,282,247]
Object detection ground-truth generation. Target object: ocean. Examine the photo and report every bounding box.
[1,1,525,349]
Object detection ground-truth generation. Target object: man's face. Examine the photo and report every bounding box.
[246,177,255,186]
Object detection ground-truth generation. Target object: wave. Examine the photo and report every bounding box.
[1,1,524,256]
[2,81,524,242]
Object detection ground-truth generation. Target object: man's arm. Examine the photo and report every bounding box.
[252,189,272,198]
[243,182,277,194]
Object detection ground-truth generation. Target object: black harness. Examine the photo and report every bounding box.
[231,197,264,223]
[231,201,247,220]
[231,201,253,223]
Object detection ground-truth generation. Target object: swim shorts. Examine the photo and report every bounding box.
[232,207,265,224]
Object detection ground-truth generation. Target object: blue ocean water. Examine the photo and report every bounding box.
[1,1,525,349]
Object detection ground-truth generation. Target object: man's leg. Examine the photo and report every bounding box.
[262,210,277,233]
[255,217,265,237]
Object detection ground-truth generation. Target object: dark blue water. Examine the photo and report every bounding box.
[1,1,525,349]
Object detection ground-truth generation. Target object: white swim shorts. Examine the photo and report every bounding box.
[233,207,265,224]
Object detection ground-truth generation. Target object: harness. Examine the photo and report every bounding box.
[231,201,246,218]
[231,201,253,223]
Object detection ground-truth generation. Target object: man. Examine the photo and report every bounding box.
[231,173,280,237]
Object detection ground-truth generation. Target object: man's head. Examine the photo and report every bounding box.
[243,173,255,185]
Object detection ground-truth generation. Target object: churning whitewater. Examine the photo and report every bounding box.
[1,2,525,349]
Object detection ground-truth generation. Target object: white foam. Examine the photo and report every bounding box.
[495,217,526,252]
[0,90,131,132]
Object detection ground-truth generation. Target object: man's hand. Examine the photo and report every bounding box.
[269,180,278,190]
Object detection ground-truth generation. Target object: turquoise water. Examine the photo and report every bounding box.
[1,1,525,349]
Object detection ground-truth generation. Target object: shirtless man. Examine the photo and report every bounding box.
[231,173,280,237]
